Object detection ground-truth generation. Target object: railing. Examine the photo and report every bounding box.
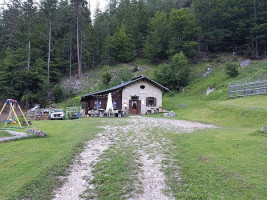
[228,80,267,98]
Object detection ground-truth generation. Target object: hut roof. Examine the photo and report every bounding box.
[81,75,169,101]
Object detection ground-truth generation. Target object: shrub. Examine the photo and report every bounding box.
[118,67,133,82]
[102,72,112,86]
[225,63,239,78]
[53,84,65,103]
[154,64,179,91]
[154,52,190,91]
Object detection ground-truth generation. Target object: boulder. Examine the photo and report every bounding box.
[163,113,170,117]
[239,59,251,68]
[169,111,177,117]
[163,111,177,117]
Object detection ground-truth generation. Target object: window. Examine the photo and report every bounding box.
[140,85,145,89]
[146,97,157,107]
[131,96,139,100]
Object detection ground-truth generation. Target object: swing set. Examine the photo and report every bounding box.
[0,99,30,129]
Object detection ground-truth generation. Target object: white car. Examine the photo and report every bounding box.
[50,109,65,120]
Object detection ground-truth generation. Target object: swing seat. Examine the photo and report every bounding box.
[6,119,13,124]
[11,121,16,124]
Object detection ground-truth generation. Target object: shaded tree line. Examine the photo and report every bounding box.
[0,0,266,106]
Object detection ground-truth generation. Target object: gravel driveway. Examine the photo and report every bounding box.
[52,117,216,200]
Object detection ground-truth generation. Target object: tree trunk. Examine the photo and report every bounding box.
[80,34,83,71]
[76,2,81,78]
[253,0,259,58]
[47,19,52,83]
[27,40,31,70]
[69,42,72,79]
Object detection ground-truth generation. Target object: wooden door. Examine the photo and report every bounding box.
[129,100,141,114]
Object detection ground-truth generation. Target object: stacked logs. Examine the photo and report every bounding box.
[27,128,47,137]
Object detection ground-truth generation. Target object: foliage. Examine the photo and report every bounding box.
[110,25,135,63]
[0,0,266,105]
[168,8,200,58]
[108,67,134,88]
[117,67,133,82]
[225,63,239,78]
[101,72,112,86]
[155,52,189,91]
[53,84,65,103]
[144,11,169,62]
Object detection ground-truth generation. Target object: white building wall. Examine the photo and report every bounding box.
[122,80,163,114]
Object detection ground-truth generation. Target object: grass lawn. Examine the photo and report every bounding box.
[0,131,12,137]
[0,118,101,200]
[159,94,267,199]
[86,144,139,200]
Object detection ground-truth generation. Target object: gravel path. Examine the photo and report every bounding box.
[52,132,113,200]
[51,117,216,199]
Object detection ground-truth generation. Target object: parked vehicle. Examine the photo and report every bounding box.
[50,109,65,120]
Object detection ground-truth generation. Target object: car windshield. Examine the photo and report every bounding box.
[53,109,63,112]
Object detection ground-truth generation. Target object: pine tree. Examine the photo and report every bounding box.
[110,24,135,63]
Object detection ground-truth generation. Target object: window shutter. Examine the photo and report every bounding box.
[137,100,141,114]
[154,98,157,107]
[146,97,149,106]
[129,100,132,113]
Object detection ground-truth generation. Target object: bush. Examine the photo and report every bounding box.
[102,72,112,86]
[118,67,133,82]
[154,52,190,91]
[53,84,65,103]
[154,64,179,91]
[225,63,239,78]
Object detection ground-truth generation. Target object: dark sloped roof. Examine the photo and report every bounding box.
[81,75,169,101]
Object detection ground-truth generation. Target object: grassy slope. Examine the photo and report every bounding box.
[159,59,267,199]
[0,119,101,200]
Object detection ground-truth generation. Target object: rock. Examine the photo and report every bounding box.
[239,59,251,68]
[179,104,186,107]
[206,88,215,95]
[202,67,212,77]
[169,111,176,117]
[163,113,170,117]
[163,111,177,117]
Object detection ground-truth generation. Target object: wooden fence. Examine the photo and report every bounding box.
[228,80,267,98]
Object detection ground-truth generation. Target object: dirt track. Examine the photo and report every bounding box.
[52,117,216,200]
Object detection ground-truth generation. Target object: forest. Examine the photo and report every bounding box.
[0,0,266,107]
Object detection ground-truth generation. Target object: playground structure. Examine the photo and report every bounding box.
[0,99,30,128]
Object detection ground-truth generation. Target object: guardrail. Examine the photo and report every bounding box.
[228,80,267,98]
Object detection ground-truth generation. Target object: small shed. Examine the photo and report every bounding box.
[81,75,169,115]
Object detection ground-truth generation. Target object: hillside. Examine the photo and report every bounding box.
[59,55,267,109]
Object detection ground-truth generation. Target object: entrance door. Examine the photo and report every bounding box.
[129,100,141,114]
